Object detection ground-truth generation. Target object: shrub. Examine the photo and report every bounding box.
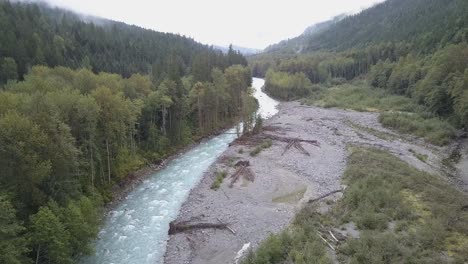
[210,171,227,190]
[250,139,272,156]
[379,112,455,145]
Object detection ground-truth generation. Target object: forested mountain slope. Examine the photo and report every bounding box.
[0,1,255,263]
[0,1,247,82]
[251,0,468,145]
[263,14,346,54]
[263,0,468,54]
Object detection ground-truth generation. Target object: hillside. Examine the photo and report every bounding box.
[251,0,468,142]
[263,0,468,54]
[0,1,247,82]
[263,14,346,54]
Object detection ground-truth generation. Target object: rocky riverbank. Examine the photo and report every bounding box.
[163,102,454,264]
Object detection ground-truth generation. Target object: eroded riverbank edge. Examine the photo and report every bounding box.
[163,101,465,264]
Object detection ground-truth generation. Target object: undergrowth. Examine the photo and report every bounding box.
[303,83,456,145]
[305,83,418,112]
[210,170,227,190]
[250,139,273,156]
[243,147,468,263]
[379,112,455,145]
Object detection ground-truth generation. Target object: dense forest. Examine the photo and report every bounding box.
[251,0,468,141]
[0,1,247,82]
[0,1,254,263]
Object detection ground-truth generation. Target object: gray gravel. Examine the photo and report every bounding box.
[163,102,449,264]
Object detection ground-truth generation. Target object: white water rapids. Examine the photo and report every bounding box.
[81,78,278,264]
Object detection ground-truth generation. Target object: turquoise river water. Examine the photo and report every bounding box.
[81,78,278,264]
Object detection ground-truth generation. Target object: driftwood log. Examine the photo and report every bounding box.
[229,133,320,148]
[308,189,343,204]
[169,221,228,235]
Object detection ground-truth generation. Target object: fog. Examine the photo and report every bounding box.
[27,0,384,50]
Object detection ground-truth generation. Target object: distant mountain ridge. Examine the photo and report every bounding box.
[263,14,347,54]
[214,45,261,55]
[0,0,235,79]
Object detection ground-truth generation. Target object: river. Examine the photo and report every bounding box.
[81,78,278,264]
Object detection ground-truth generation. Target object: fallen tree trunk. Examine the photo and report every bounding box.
[308,189,343,204]
[230,133,320,147]
[265,135,320,146]
[168,221,229,235]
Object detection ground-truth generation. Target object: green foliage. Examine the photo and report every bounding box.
[250,139,272,157]
[409,148,428,162]
[114,148,145,180]
[210,171,227,190]
[339,231,406,264]
[0,1,255,262]
[0,57,18,83]
[29,206,72,264]
[0,111,51,213]
[252,115,263,135]
[0,195,29,264]
[336,147,468,262]
[0,1,247,81]
[264,69,314,100]
[251,1,468,145]
[262,0,468,53]
[0,63,252,262]
[246,147,468,263]
[243,207,331,264]
[379,112,455,145]
[61,197,102,256]
[309,83,419,112]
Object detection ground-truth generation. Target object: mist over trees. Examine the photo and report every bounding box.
[0,1,247,82]
[252,0,468,130]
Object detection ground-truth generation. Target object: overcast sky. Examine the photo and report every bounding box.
[40,0,383,49]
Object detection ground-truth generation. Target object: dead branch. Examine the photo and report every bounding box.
[217,218,236,235]
[293,140,310,156]
[329,230,339,242]
[308,189,343,204]
[265,135,320,146]
[235,160,250,167]
[220,187,230,199]
[169,221,229,235]
[281,140,294,156]
[229,133,320,148]
[243,167,255,182]
[318,233,335,251]
[230,165,246,187]
[229,160,254,187]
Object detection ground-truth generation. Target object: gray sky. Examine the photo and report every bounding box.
[41,0,383,49]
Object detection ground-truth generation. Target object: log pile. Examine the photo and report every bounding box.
[230,160,254,187]
[231,133,320,149]
[261,135,320,156]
